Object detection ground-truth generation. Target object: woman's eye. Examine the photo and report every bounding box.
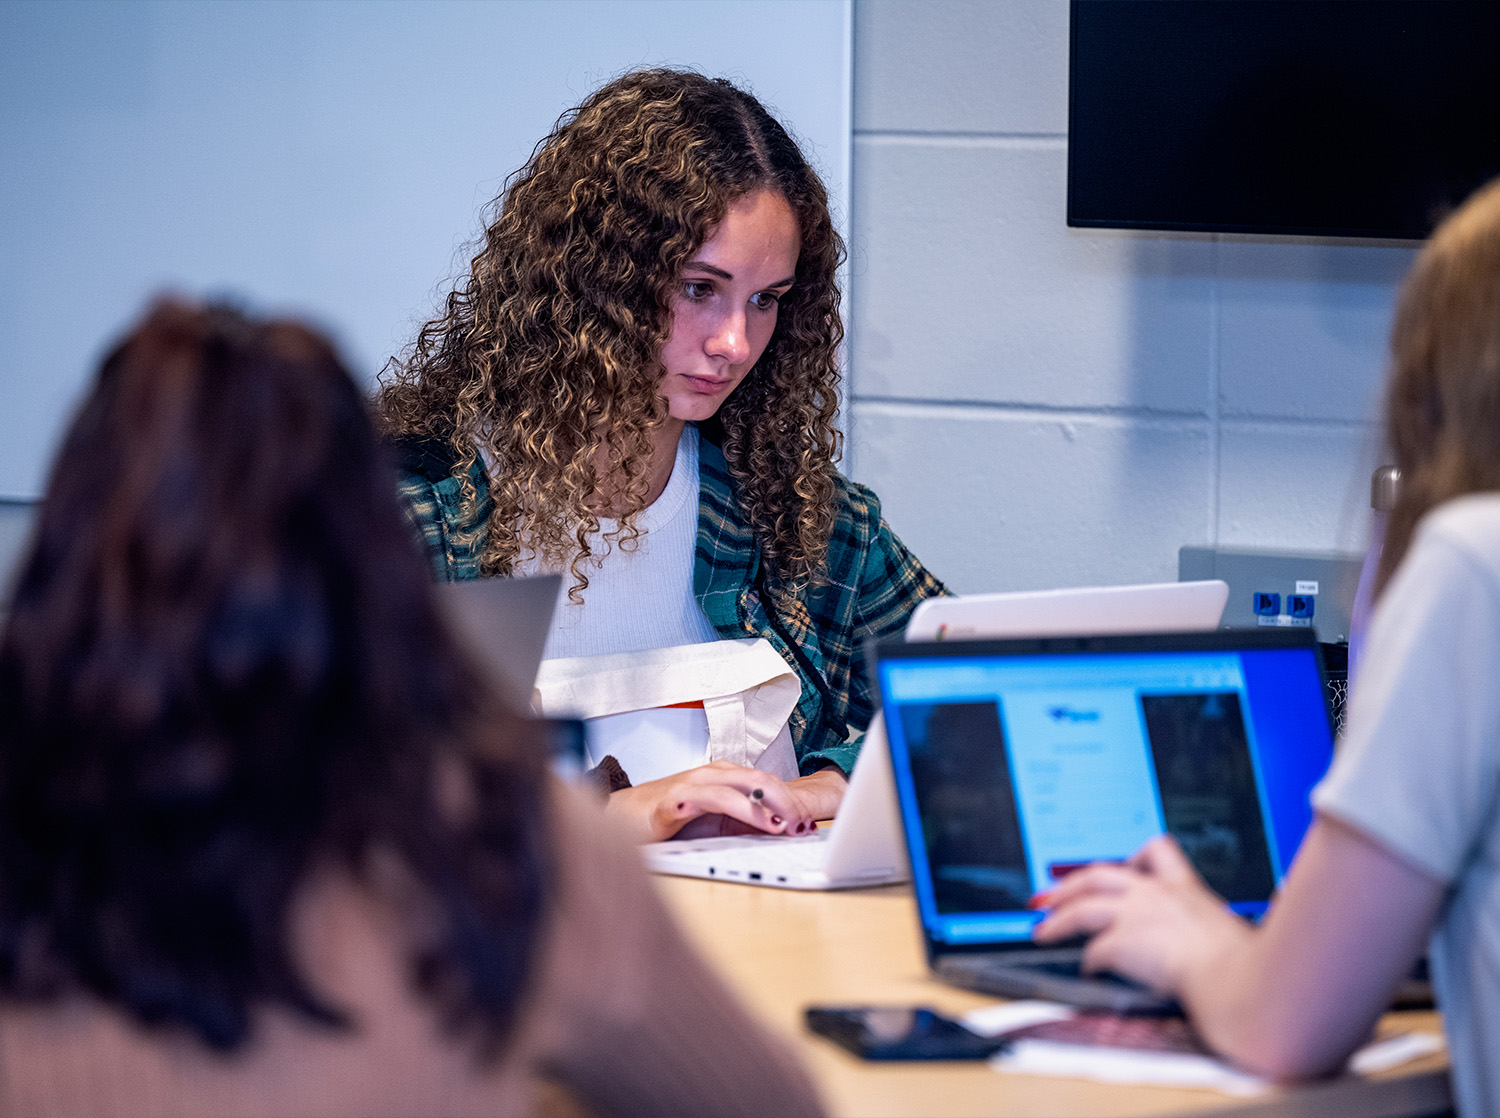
[751,291,781,311]
[683,280,713,300]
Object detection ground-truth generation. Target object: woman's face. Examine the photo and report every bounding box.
[658,189,801,422]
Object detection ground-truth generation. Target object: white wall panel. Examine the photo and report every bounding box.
[1217,422,1384,555]
[848,403,1212,593]
[851,0,1413,588]
[853,0,1068,134]
[850,137,1214,414]
[0,0,852,499]
[1218,241,1416,422]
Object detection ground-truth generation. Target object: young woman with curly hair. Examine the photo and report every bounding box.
[0,301,822,1117]
[379,69,946,842]
[1034,177,1500,1115]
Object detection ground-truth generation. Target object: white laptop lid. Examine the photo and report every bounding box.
[821,710,907,883]
[904,580,1229,642]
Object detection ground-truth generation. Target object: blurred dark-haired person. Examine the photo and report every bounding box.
[0,301,822,1117]
[378,69,946,843]
[1034,177,1500,1116]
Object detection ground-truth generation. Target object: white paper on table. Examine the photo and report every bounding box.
[961,1001,1077,1037]
[990,1040,1270,1097]
[984,1025,1446,1097]
[1348,1032,1445,1074]
[961,1000,1267,1097]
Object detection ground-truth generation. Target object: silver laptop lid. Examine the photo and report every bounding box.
[436,574,560,710]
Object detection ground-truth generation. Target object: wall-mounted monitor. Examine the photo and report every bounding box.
[1068,0,1500,240]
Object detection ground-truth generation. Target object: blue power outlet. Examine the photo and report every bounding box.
[1287,595,1315,619]
[1252,592,1281,616]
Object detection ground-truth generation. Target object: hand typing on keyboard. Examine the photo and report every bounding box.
[1028,836,1250,995]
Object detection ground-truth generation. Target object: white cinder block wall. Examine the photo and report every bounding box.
[843,0,1419,594]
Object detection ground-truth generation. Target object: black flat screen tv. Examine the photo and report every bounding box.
[1068,0,1500,240]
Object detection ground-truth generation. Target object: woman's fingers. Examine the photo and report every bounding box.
[1031,861,1138,911]
[608,762,832,842]
[1032,834,1208,913]
[1032,893,1128,944]
[1133,833,1198,882]
[680,765,819,832]
[666,780,794,834]
[619,764,816,841]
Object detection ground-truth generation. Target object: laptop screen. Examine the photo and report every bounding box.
[871,631,1335,950]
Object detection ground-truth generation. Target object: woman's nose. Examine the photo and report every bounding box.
[705,309,750,364]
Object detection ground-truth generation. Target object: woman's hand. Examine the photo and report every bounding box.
[1031,820,1446,1080]
[1030,835,1251,994]
[606,762,848,844]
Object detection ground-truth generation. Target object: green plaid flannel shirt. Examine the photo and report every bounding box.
[394,429,947,776]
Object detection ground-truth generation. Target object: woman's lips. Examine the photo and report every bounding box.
[680,373,732,393]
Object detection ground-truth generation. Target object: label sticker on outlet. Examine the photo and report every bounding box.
[1295,581,1319,595]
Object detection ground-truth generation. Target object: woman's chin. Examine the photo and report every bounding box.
[666,397,727,423]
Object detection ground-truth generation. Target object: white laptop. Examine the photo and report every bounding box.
[642,710,908,890]
[904,579,1229,642]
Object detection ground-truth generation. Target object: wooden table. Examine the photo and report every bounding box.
[655,876,1453,1118]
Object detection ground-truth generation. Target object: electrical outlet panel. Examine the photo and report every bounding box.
[1178,545,1362,643]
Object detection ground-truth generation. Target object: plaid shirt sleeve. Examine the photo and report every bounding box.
[392,445,490,582]
[799,473,949,774]
[695,437,949,777]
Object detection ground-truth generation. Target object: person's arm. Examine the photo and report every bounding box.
[833,469,949,622]
[532,785,825,1117]
[844,486,948,744]
[1033,815,1444,1079]
[794,477,949,776]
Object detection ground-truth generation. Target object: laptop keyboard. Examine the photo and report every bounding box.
[741,831,830,871]
[1022,958,1086,978]
[651,830,830,875]
[948,952,1156,994]
[1019,958,1143,988]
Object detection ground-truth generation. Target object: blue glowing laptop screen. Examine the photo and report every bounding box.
[876,640,1334,947]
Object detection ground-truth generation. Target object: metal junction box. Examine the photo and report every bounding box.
[1178,545,1362,644]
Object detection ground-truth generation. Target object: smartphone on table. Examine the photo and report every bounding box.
[804,1005,1008,1061]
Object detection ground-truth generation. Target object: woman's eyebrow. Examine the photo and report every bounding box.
[682,261,733,280]
[682,261,796,289]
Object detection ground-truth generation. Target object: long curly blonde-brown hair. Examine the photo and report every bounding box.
[377,69,845,599]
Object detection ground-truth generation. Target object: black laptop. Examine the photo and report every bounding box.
[869,629,1337,1014]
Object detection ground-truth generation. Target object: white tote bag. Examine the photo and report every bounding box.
[531,637,800,784]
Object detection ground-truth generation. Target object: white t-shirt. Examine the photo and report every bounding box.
[1313,493,1500,1118]
[516,425,719,661]
[515,426,722,784]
